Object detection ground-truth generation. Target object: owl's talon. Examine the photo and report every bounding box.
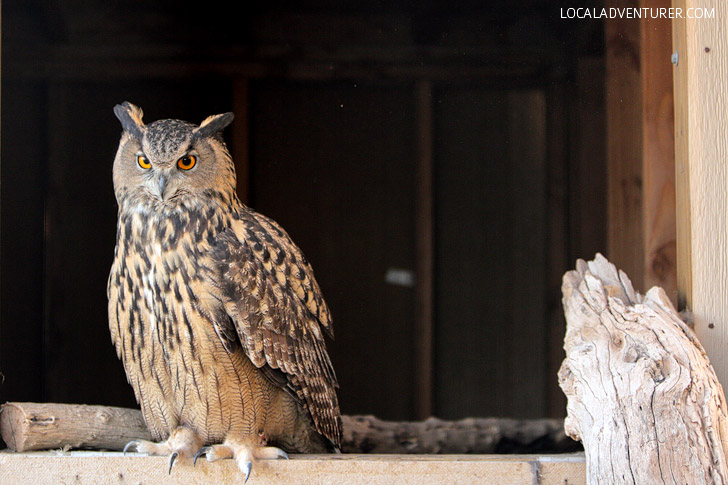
[242,460,252,484]
[255,446,289,460]
[168,451,179,475]
[193,446,211,466]
[123,441,139,455]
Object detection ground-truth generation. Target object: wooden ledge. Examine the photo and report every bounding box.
[0,450,585,484]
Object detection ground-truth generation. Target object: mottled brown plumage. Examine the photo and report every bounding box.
[107,102,341,479]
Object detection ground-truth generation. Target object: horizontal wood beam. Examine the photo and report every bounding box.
[3,44,562,83]
[0,451,586,485]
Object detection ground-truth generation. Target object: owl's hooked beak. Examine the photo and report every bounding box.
[156,172,170,200]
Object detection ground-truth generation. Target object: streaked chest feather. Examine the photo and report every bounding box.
[110,205,230,361]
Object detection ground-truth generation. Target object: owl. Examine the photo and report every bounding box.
[108,102,341,481]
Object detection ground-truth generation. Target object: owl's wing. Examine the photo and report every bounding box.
[210,208,341,447]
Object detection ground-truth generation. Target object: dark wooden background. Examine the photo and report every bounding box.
[1,0,606,428]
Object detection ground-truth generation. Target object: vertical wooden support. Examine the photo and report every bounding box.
[231,79,250,204]
[509,90,547,418]
[413,81,434,419]
[546,83,570,418]
[0,3,3,451]
[641,0,677,305]
[672,0,692,311]
[606,0,678,304]
[673,0,728,387]
[606,0,645,291]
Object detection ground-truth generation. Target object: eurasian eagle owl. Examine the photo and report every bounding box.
[107,102,341,481]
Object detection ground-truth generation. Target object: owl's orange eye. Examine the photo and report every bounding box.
[137,155,151,170]
[177,155,197,170]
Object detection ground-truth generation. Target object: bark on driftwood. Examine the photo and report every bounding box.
[0,402,152,452]
[1,402,578,454]
[558,254,728,484]
[341,415,578,454]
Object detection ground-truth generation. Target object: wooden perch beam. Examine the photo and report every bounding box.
[558,254,728,484]
[0,402,579,454]
[0,402,152,453]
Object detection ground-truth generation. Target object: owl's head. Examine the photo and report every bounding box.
[112,102,236,213]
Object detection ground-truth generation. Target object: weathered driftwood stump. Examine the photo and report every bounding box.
[559,254,728,484]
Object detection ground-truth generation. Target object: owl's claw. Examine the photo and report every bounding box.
[123,440,139,455]
[193,446,211,466]
[242,460,253,484]
[168,451,179,475]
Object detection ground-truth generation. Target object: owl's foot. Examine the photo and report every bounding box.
[123,426,204,475]
[193,436,288,483]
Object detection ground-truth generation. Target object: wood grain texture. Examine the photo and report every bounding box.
[0,403,579,455]
[678,0,728,390]
[413,81,434,420]
[0,402,152,452]
[641,0,677,305]
[672,0,692,311]
[605,0,645,292]
[508,90,547,418]
[231,79,251,204]
[559,254,728,484]
[0,451,586,485]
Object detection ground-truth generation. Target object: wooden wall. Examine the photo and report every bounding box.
[673,0,728,388]
[0,1,607,424]
[605,0,677,303]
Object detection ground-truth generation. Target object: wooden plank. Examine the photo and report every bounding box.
[231,78,250,204]
[250,82,416,420]
[0,451,586,485]
[672,0,692,311]
[434,88,514,418]
[605,0,645,292]
[413,81,434,420]
[641,0,677,306]
[3,42,557,83]
[545,81,570,418]
[0,81,46,406]
[570,58,607,263]
[40,81,233,407]
[508,90,547,418]
[676,0,728,387]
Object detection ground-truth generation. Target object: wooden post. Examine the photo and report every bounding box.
[606,0,678,304]
[673,0,728,387]
[672,0,692,312]
[606,0,645,291]
[509,90,547,417]
[641,0,677,304]
[231,78,250,205]
[413,81,434,420]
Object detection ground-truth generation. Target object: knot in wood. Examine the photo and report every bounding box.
[623,345,643,363]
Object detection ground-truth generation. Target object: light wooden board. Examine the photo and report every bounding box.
[673,0,692,311]
[675,0,728,388]
[0,451,586,485]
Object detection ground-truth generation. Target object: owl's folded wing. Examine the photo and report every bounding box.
[209,209,342,447]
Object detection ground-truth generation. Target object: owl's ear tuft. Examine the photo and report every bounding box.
[113,102,145,138]
[196,112,235,138]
